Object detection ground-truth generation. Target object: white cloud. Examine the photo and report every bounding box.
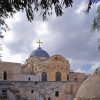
[2,44,24,63]
[74,68,85,73]
[1,0,100,74]
[90,62,100,72]
[35,22,49,35]
[75,1,87,15]
[96,1,100,7]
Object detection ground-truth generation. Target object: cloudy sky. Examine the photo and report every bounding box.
[1,0,100,74]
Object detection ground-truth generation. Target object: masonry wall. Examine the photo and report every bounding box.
[0,81,83,100]
[0,62,21,80]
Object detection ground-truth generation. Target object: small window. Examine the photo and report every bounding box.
[3,71,7,80]
[28,77,31,81]
[35,82,37,84]
[55,91,59,97]
[2,89,7,99]
[31,90,34,93]
[48,97,51,100]
[67,74,69,80]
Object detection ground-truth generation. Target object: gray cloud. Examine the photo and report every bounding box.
[44,1,100,63]
[6,13,37,55]
[4,0,100,72]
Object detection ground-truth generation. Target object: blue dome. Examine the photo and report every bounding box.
[30,47,50,58]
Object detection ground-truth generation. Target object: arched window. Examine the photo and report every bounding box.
[42,72,47,81]
[3,71,7,80]
[56,72,61,81]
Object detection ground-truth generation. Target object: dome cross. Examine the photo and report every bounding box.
[37,40,43,48]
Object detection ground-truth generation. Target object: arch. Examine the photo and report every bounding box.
[41,72,47,81]
[3,71,7,80]
[56,72,61,81]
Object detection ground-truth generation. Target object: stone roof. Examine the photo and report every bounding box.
[74,68,100,100]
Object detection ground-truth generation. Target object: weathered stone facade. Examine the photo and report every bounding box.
[0,81,83,100]
[0,47,87,100]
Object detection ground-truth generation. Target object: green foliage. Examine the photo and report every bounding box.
[0,0,73,38]
[91,5,100,51]
[0,0,98,38]
[92,5,100,32]
[98,39,100,51]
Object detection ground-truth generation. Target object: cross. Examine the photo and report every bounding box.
[37,40,43,48]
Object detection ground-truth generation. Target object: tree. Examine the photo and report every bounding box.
[92,5,100,50]
[0,0,99,38]
[92,5,100,31]
[0,0,73,37]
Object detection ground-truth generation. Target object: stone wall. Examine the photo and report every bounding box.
[0,62,21,80]
[0,81,82,100]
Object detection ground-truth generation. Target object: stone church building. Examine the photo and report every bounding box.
[0,41,87,100]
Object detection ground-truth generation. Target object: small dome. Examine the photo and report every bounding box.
[30,47,50,58]
[74,68,100,100]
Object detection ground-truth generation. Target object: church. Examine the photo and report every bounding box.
[0,40,87,100]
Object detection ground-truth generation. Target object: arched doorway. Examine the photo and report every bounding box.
[55,72,61,81]
[42,72,47,81]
